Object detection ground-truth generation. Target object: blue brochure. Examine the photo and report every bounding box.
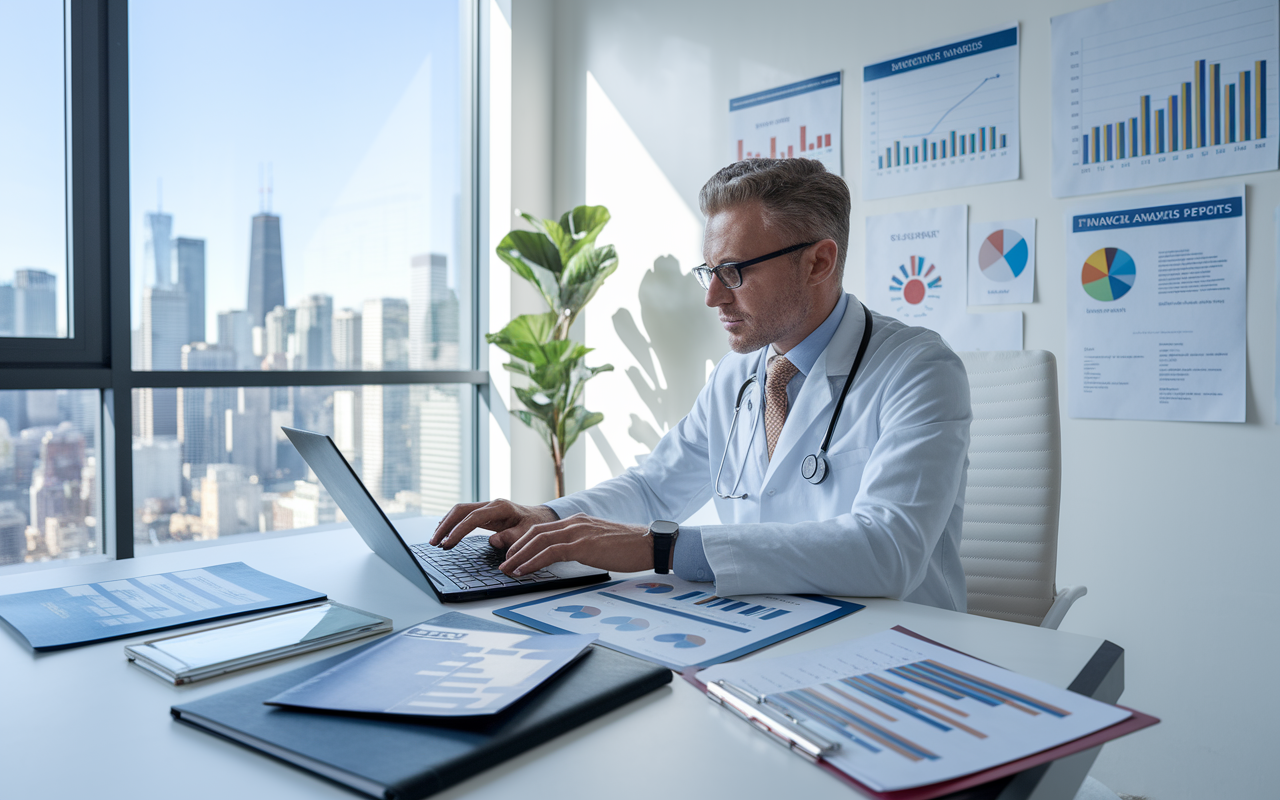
[0,562,326,651]
[266,621,597,717]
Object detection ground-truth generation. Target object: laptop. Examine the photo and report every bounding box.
[282,427,609,602]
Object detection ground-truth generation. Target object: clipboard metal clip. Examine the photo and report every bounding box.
[706,679,841,762]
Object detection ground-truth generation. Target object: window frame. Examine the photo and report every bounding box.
[0,0,489,564]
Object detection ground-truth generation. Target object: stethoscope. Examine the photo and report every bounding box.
[714,303,874,499]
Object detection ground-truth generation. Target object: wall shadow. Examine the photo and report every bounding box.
[611,255,726,454]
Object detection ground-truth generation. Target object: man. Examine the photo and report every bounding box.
[432,158,971,610]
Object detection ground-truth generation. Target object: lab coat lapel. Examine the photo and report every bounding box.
[760,300,866,486]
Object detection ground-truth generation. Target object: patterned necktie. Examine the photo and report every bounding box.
[764,355,799,460]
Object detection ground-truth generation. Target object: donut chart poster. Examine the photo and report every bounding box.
[969,218,1036,305]
[1065,185,1246,422]
[865,205,1022,351]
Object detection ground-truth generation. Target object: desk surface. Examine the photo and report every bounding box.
[1,520,1122,800]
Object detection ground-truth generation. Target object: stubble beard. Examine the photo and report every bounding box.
[725,274,812,355]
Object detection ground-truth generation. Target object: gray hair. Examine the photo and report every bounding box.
[698,158,850,277]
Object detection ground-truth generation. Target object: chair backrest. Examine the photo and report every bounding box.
[957,350,1062,626]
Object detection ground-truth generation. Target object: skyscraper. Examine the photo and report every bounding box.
[295,294,333,370]
[410,253,460,369]
[139,285,189,439]
[361,298,410,502]
[246,212,284,328]
[176,237,206,344]
[332,308,362,370]
[0,502,24,565]
[145,211,174,288]
[0,283,14,336]
[216,309,256,370]
[14,269,57,337]
[179,343,235,474]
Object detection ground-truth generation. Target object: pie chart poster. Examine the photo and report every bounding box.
[1065,185,1246,423]
[969,218,1035,305]
[865,204,1022,352]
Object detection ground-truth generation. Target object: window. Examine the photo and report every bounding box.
[0,1,485,567]
[0,0,67,340]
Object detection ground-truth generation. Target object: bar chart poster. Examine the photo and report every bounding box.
[729,72,842,175]
[1065,185,1246,422]
[1051,0,1279,198]
[861,25,1020,200]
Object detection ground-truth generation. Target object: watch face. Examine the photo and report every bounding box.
[650,520,679,537]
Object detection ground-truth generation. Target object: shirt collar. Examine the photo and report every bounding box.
[768,292,849,377]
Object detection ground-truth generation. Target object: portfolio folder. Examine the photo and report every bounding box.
[172,611,672,799]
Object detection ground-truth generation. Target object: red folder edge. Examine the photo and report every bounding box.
[680,625,1160,800]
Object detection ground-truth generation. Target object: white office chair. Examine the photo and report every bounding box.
[957,350,1086,630]
[961,352,1113,800]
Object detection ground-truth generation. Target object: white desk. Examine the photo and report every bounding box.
[1,522,1123,800]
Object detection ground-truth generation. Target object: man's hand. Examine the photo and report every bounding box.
[497,514,655,576]
[430,499,558,549]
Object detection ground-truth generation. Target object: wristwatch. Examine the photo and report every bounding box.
[649,520,679,575]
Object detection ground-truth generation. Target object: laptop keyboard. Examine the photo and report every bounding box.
[410,538,558,590]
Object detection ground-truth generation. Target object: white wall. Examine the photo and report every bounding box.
[503,1,1280,797]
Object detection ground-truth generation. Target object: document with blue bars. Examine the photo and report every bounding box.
[266,621,597,717]
[496,575,862,670]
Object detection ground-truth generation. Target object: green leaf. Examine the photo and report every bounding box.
[496,230,564,311]
[560,406,605,454]
[513,411,553,450]
[557,206,611,263]
[487,313,559,363]
[560,244,619,314]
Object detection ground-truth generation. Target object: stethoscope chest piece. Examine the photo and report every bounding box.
[801,452,828,484]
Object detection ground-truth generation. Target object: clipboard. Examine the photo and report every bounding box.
[681,625,1159,800]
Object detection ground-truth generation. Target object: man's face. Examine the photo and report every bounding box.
[703,201,813,354]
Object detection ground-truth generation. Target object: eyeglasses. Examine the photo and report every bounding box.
[692,241,817,290]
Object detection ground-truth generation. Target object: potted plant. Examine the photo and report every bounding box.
[488,205,619,497]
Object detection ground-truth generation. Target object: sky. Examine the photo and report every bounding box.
[0,0,68,332]
[125,0,463,342]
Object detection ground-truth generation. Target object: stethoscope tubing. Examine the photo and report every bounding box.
[713,303,873,499]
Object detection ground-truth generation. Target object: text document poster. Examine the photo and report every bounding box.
[497,575,861,670]
[1065,185,1246,422]
[861,25,1019,199]
[729,72,842,175]
[1051,0,1278,197]
[969,218,1036,305]
[865,205,1022,351]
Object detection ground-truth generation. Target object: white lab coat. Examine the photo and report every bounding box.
[547,295,971,611]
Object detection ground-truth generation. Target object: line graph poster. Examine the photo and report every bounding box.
[861,25,1020,199]
[729,72,842,175]
[1051,0,1279,197]
[865,206,1021,352]
[969,218,1036,305]
[1065,185,1245,422]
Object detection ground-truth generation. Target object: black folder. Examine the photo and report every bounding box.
[171,611,672,799]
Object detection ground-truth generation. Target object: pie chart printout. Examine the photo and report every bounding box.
[978,229,1029,282]
[1081,247,1136,302]
[653,633,706,649]
[554,605,601,619]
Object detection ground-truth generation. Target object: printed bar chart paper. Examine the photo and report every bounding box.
[1051,0,1278,197]
[1065,185,1246,422]
[969,218,1036,305]
[496,575,861,670]
[729,72,842,175]
[862,25,1020,199]
[700,629,1132,792]
[865,205,1022,351]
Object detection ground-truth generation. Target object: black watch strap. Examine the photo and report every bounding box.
[649,520,679,575]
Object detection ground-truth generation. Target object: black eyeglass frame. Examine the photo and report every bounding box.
[693,241,818,290]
